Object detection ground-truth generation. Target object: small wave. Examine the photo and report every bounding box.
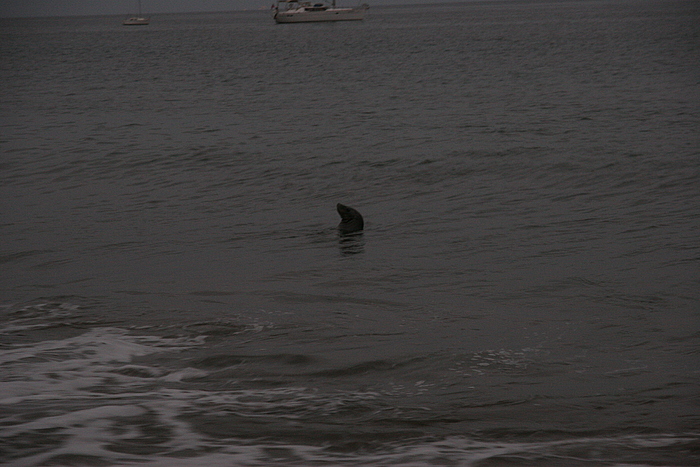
[0,325,206,404]
[0,300,82,335]
[0,317,696,466]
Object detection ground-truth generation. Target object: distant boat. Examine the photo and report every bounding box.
[123,0,150,26]
[273,0,368,23]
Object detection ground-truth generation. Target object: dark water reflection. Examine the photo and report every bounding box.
[338,232,365,256]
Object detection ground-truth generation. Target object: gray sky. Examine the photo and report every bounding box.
[0,0,416,18]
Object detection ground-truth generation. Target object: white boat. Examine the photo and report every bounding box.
[273,0,368,23]
[123,16,149,25]
[123,0,150,25]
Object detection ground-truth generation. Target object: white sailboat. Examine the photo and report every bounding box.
[123,0,150,26]
[273,0,368,23]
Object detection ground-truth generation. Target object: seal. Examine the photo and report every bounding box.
[337,203,364,234]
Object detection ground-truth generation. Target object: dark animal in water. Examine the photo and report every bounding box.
[336,203,364,233]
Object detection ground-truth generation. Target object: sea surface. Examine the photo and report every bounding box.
[1,1,699,465]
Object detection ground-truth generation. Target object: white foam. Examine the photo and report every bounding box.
[0,325,694,467]
[0,327,206,404]
[161,367,210,382]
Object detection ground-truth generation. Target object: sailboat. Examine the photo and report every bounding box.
[273,0,368,23]
[123,0,150,25]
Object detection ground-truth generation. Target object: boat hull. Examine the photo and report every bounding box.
[123,17,150,25]
[274,7,366,23]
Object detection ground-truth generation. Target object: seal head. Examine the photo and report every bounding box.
[337,203,364,234]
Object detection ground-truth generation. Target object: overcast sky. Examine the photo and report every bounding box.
[0,0,426,18]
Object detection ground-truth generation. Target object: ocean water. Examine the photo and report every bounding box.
[1,0,699,465]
